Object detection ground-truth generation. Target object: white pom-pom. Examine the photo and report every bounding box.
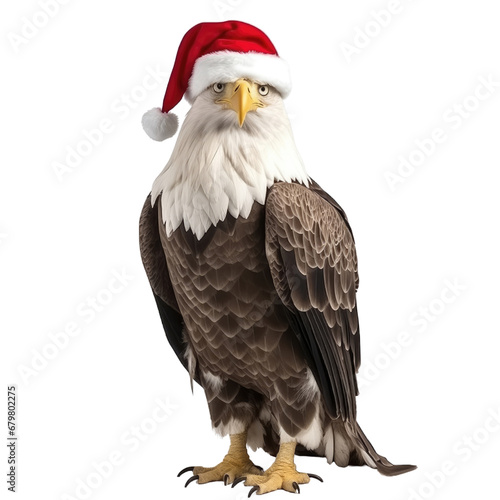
[141,108,179,141]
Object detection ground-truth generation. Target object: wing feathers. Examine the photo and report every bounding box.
[266,181,360,421]
[139,195,198,382]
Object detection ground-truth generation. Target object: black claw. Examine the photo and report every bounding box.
[184,475,199,488]
[232,476,247,488]
[307,473,324,483]
[177,466,195,477]
[223,474,230,486]
[293,482,300,494]
[248,486,259,498]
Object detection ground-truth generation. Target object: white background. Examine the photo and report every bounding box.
[2,1,500,499]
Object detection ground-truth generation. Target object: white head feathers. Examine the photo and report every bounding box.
[151,86,309,240]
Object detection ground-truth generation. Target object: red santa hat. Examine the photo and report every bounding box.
[142,21,292,141]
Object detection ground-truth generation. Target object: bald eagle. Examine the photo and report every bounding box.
[140,50,415,496]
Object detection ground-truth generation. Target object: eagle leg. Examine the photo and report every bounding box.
[179,432,263,487]
[242,441,312,495]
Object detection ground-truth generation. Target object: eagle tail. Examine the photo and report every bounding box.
[346,421,417,476]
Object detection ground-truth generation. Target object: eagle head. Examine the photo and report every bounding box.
[184,77,289,142]
[151,78,309,239]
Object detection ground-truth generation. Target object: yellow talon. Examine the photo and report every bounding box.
[180,432,262,486]
[244,441,312,495]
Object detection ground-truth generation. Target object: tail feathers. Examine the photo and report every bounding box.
[347,421,417,477]
[259,416,416,477]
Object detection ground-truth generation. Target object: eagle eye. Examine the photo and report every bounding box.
[213,83,225,93]
[258,85,269,96]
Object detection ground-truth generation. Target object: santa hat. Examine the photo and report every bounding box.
[142,21,291,141]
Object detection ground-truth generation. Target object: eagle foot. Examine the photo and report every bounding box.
[240,441,315,495]
[178,432,263,487]
[179,458,262,486]
[243,467,310,495]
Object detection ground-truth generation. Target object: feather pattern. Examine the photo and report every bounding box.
[265,181,360,421]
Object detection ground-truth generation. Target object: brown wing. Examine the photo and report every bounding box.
[139,195,193,377]
[265,181,360,422]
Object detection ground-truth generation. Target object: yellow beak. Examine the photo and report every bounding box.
[219,79,263,126]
